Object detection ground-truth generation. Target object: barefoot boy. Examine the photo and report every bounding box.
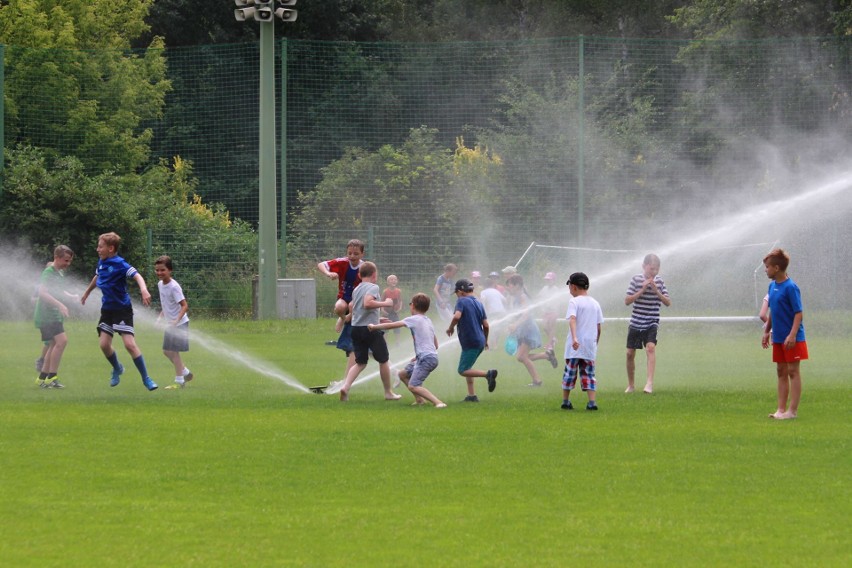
[761,248,807,420]
[624,253,671,394]
[339,261,402,402]
[81,232,158,391]
[369,293,446,408]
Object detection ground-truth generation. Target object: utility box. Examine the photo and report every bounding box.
[276,278,316,319]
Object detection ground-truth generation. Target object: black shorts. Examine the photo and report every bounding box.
[98,307,135,336]
[163,323,190,352]
[40,321,65,342]
[626,326,658,349]
[351,325,389,365]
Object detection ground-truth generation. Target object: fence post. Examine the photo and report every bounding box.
[280,38,288,278]
[577,35,585,246]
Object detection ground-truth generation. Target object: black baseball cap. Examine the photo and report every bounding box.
[567,272,589,289]
[454,278,475,293]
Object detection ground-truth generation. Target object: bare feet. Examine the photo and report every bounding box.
[643,384,653,394]
[625,386,635,393]
[435,403,447,409]
[411,400,425,406]
[385,392,402,400]
[339,389,349,402]
[769,410,797,419]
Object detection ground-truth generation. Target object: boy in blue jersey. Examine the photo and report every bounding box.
[446,278,497,402]
[761,248,807,420]
[81,232,158,391]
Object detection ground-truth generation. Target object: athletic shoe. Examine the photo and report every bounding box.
[143,377,158,391]
[164,383,183,390]
[462,395,479,403]
[183,371,194,383]
[545,348,558,369]
[35,357,44,372]
[586,402,598,411]
[110,363,124,387]
[36,378,48,389]
[47,379,65,389]
[485,369,498,392]
[561,401,573,410]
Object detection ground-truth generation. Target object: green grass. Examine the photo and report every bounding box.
[1,317,849,567]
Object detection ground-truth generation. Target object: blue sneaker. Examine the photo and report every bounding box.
[110,363,124,387]
[143,377,158,391]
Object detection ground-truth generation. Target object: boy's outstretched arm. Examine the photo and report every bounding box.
[133,273,152,306]
[80,275,98,305]
[368,320,406,332]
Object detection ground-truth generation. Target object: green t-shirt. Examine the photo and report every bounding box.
[34,266,66,327]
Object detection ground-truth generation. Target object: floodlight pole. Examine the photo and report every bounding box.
[257,18,278,320]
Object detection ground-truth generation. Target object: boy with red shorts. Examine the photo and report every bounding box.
[761,248,807,420]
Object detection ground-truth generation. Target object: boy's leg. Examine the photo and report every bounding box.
[770,361,790,418]
[561,360,576,409]
[340,363,366,401]
[644,342,657,393]
[43,333,68,373]
[409,385,444,407]
[625,348,636,392]
[785,361,802,418]
[378,362,401,400]
[333,300,348,332]
[120,334,157,390]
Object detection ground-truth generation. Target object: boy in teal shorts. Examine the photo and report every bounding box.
[446,278,497,402]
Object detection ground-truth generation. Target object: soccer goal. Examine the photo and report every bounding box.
[513,241,778,321]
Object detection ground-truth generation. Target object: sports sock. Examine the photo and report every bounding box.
[175,375,185,384]
[133,355,150,379]
[107,351,120,370]
[182,367,191,377]
[47,373,57,379]
[38,372,48,380]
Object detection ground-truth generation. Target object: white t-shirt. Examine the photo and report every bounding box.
[403,314,438,357]
[480,287,506,317]
[564,294,603,361]
[158,279,189,325]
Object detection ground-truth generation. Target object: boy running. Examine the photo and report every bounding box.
[446,278,497,402]
[154,255,194,390]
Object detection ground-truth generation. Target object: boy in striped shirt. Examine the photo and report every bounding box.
[624,254,671,394]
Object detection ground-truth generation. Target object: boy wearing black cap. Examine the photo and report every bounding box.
[562,272,604,411]
[446,278,497,402]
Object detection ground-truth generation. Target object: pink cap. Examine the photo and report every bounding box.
[544,272,556,280]
[471,271,481,278]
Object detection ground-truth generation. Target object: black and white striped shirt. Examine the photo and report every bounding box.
[626,274,669,330]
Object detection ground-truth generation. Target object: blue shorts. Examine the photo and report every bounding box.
[626,326,658,349]
[562,358,596,391]
[163,322,190,352]
[457,348,483,374]
[403,353,439,387]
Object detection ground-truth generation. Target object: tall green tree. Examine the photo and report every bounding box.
[0,0,170,173]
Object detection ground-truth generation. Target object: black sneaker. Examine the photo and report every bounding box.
[561,401,573,410]
[462,395,480,403]
[485,370,498,392]
[545,348,558,369]
[586,402,598,411]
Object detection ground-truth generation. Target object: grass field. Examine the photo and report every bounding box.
[1,316,849,567]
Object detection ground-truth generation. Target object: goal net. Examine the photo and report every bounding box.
[513,241,778,321]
